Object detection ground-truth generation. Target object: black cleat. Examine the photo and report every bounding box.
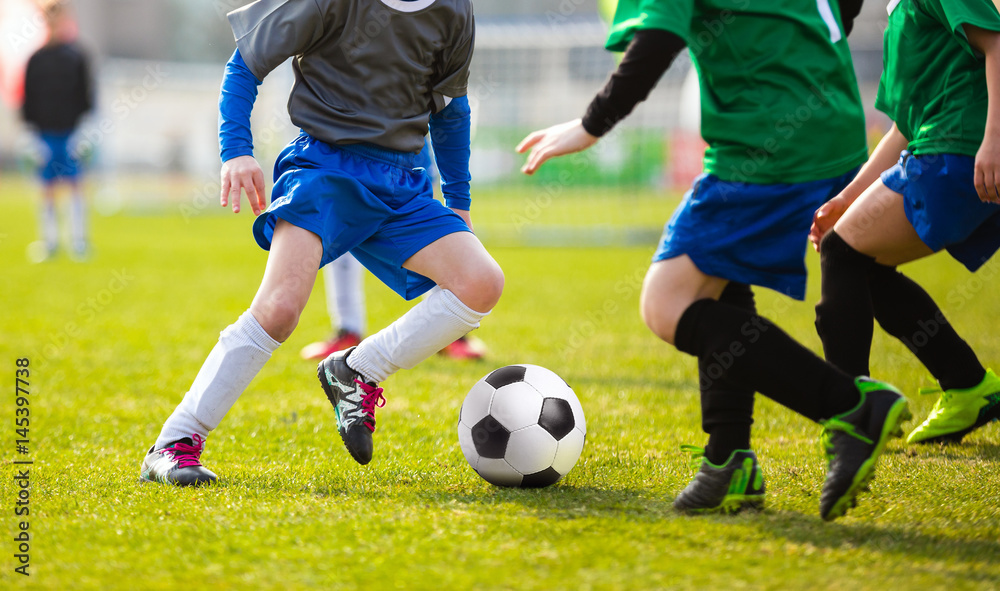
[819,378,911,521]
[318,347,385,465]
[674,446,765,514]
[140,435,217,486]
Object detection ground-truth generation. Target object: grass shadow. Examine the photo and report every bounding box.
[884,441,1000,461]
[755,510,1000,575]
[416,484,677,520]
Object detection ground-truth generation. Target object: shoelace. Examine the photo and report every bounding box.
[162,433,206,468]
[820,418,873,458]
[918,385,952,405]
[679,444,706,469]
[356,380,386,433]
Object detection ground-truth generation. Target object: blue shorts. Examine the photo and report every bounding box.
[252,134,470,300]
[881,151,1000,272]
[654,169,859,300]
[39,132,80,181]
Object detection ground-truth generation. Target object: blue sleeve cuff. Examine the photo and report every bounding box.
[219,49,262,163]
[428,96,472,210]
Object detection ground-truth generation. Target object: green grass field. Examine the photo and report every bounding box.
[1,177,999,590]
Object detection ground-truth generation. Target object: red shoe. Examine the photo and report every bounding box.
[300,330,362,360]
[439,335,487,360]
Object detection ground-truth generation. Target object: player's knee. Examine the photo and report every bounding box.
[251,297,301,342]
[640,294,678,345]
[453,261,504,313]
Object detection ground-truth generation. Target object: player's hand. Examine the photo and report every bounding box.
[451,208,473,232]
[220,155,266,215]
[974,136,1000,203]
[516,119,598,175]
[809,194,849,251]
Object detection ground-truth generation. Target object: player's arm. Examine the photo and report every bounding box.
[965,23,1000,203]
[20,55,39,127]
[80,49,95,115]
[220,0,327,214]
[517,28,685,174]
[837,0,864,37]
[809,123,909,248]
[428,95,473,228]
[218,48,266,215]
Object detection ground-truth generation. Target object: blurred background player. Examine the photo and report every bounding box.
[21,0,93,261]
[811,0,1000,445]
[300,139,487,362]
[518,0,908,520]
[141,0,502,486]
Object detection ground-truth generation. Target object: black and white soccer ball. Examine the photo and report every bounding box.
[458,364,586,488]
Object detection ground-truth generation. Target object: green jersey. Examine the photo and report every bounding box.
[876,0,1000,157]
[606,0,867,184]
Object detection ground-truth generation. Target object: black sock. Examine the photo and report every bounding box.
[869,264,986,390]
[676,298,860,422]
[815,230,877,377]
[700,282,755,464]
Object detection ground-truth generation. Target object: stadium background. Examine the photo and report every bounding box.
[0,0,891,218]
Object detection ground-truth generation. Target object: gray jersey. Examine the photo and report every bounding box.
[228,0,474,153]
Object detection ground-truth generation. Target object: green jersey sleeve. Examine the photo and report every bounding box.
[605,0,693,51]
[918,0,1000,58]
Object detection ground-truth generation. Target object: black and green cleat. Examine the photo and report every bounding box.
[907,369,1000,445]
[673,446,765,514]
[819,377,911,521]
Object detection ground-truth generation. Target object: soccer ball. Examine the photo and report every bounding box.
[458,364,586,488]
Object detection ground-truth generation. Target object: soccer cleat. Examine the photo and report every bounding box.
[139,434,217,486]
[819,378,911,521]
[673,445,765,514]
[439,335,487,360]
[317,346,386,465]
[300,329,362,360]
[907,369,1000,444]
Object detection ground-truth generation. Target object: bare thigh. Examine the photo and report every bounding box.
[402,231,504,313]
[249,218,324,341]
[833,180,933,266]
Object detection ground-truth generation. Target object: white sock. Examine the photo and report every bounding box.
[154,311,280,449]
[70,190,87,251]
[42,200,58,251]
[324,253,366,335]
[348,288,488,383]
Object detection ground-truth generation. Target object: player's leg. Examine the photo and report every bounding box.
[699,282,756,465]
[142,220,322,485]
[40,182,59,258]
[871,265,998,443]
[32,133,61,260]
[68,177,88,258]
[636,258,764,514]
[320,229,501,465]
[814,177,931,379]
[330,253,366,337]
[643,255,860,420]
[824,160,999,444]
[684,281,764,514]
[300,253,365,360]
[346,230,502,384]
[645,255,909,519]
[827,183,983,388]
